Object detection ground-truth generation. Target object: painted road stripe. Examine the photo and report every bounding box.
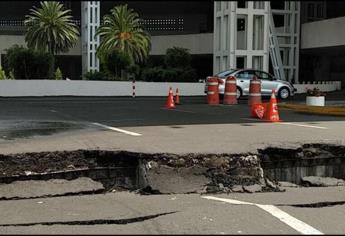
[257,204,324,235]
[160,108,196,113]
[202,196,323,235]
[92,122,142,136]
[278,122,327,129]
[241,118,328,129]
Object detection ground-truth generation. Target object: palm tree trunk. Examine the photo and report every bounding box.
[49,42,55,79]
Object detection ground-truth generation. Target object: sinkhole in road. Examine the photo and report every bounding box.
[0,143,344,198]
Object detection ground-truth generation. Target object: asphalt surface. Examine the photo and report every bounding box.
[0,95,345,234]
[0,96,344,154]
[0,187,345,234]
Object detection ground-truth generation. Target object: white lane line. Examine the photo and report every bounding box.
[202,196,323,235]
[241,118,328,129]
[257,204,324,235]
[278,122,327,130]
[160,108,196,113]
[241,118,260,122]
[202,196,255,205]
[91,122,142,136]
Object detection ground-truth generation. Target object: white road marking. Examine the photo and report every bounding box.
[160,108,196,113]
[91,122,142,136]
[50,110,57,113]
[202,196,324,235]
[241,118,260,122]
[202,196,254,205]
[241,118,328,129]
[257,204,324,235]
[278,122,327,130]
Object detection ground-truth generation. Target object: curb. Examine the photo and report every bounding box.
[279,103,345,116]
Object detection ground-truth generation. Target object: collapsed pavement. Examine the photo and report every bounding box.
[0,143,344,198]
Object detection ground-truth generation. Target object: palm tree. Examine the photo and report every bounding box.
[95,4,151,64]
[24,1,79,73]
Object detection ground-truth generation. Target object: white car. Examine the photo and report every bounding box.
[205,69,297,100]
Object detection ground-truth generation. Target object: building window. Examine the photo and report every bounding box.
[236,56,246,69]
[253,15,264,50]
[254,1,265,9]
[216,2,221,11]
[237,1,247,8]
[236,16,247,50]
[317,4,324,18]
[253,56,263,70]
[308,4,315,18]
[237,18,245,31]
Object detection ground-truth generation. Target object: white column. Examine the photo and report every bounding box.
[81,1,100,76]
[213,1,269,74]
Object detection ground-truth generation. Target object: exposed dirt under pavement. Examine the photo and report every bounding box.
[0,143,344,195]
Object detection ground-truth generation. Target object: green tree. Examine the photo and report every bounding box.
[95,4,151,64]
[55,67,63,80]
[0,66,7,80]
[24,1,79,76]
[164,47,192,68]
[100,49,131,79]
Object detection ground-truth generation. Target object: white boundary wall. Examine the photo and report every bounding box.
[293,81,342,94]
[0,80,206,97]
[0,80,340,97]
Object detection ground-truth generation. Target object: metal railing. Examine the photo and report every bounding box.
[0,18,184,33]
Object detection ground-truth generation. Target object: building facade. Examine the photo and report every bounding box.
[0,1,344,86]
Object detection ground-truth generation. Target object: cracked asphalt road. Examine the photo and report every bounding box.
[0,187,345,234]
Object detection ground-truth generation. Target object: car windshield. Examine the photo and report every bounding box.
[215,69,237,77]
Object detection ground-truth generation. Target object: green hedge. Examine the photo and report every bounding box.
[141,66,198,82]
[83,71,107,81]
[4,45,53,80]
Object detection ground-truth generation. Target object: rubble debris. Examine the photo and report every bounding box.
[243,184,262,193]
[301,176,345,187]
[0,143,344,195]
[278,181,299,188]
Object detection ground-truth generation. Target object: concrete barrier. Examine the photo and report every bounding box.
[0,80,206,97]
[293,81,342,94]
[0,80,340,97]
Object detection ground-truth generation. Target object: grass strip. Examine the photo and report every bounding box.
[278,103,345,116]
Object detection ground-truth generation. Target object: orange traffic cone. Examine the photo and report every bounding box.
[251,103,265,119]
[175,88,180,105]
[264,89,281,122]
[166,87,175,109]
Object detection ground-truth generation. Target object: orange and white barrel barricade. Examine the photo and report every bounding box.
[223,76,237,105]
[248,76,262,106]
[207,76,219,105]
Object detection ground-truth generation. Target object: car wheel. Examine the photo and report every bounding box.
[278,87,290,100]
[236,87,242,99]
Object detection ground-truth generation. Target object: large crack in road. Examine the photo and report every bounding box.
[277,201,345,208]
[0,143,344,196]
[0,211,177,227]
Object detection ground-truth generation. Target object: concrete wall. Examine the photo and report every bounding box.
[0,33,213,56]
[301,16,345,49]
[0,80,206,97]
[293,81,342,94]
[0,79,340,97]
[150,33,213,55]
